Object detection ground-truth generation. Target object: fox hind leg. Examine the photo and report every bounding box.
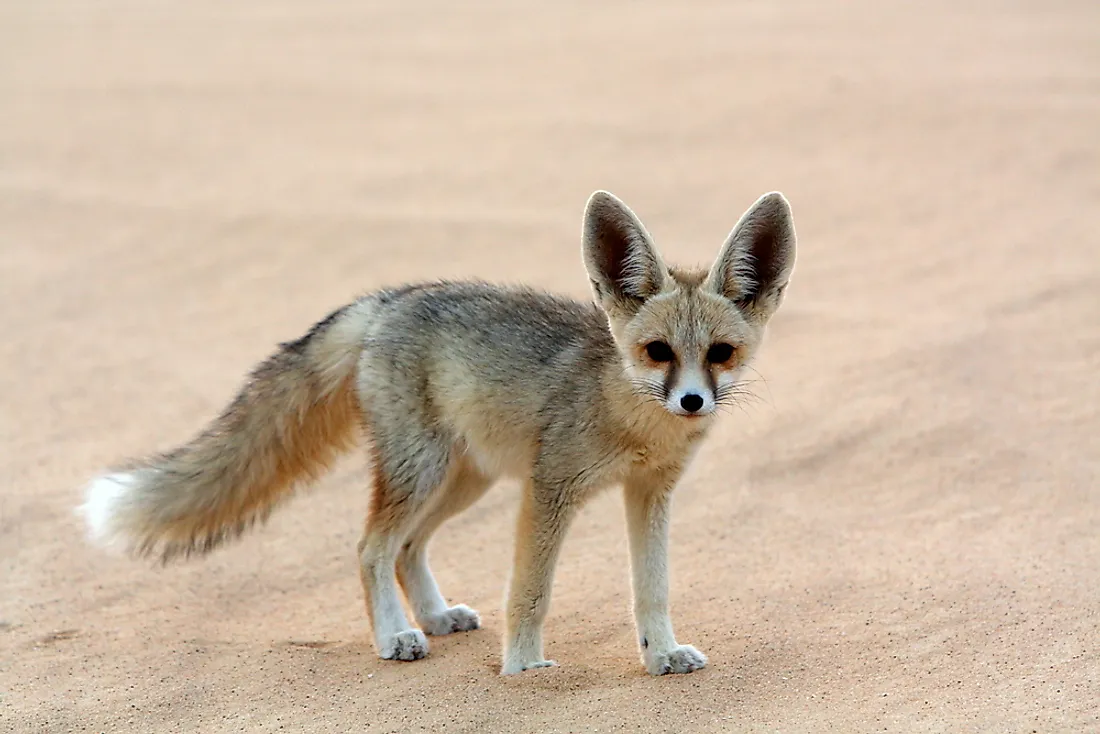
[396,456,493,636]
[358,437,453,662]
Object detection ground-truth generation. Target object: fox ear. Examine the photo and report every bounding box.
[582,191,667,310]
[707,192,796,317]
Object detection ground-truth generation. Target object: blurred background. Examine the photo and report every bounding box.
[2,2,1097,732]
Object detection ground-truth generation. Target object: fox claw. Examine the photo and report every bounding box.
[500,658,558,675]
[422,604,481,636]
[645,644,707,675]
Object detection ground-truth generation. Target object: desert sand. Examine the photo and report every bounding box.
[2,1,1098,732]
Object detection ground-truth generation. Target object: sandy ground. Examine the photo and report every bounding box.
[2,1,1098,732]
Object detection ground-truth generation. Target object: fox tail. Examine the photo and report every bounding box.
[79,299,373,562]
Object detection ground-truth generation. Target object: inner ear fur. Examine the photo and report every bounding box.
[582,191,668,310]
[706,192,797,311]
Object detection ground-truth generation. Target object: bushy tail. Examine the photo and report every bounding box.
[80,299,374,562]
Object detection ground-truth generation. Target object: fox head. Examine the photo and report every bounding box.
[582,190,796,419]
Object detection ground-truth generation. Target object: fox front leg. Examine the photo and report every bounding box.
[500,480,577,674]
[623,468,707,675]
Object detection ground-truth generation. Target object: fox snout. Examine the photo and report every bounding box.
[662,364,718,417]
[672,392,710,417]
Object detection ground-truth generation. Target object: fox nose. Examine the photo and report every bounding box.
[679,393,704,413]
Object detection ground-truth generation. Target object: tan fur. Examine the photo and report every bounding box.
[80,190,796,676]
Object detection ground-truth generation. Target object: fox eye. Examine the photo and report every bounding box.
[706,343,735,364]
[645,341,675,363]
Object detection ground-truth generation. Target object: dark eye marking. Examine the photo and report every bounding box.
[706,343,735,364]
[645,341,675,363]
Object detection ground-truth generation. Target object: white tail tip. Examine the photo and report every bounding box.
[78,472,138,550]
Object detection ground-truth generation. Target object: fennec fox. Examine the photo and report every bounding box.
[80,190,796,675]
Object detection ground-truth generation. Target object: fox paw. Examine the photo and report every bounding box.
[645,644,707,675]
[380,629,429,661]
[421,604,481,636]
[501,658,558,675]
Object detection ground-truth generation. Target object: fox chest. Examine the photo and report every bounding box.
[623,426,708,473]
